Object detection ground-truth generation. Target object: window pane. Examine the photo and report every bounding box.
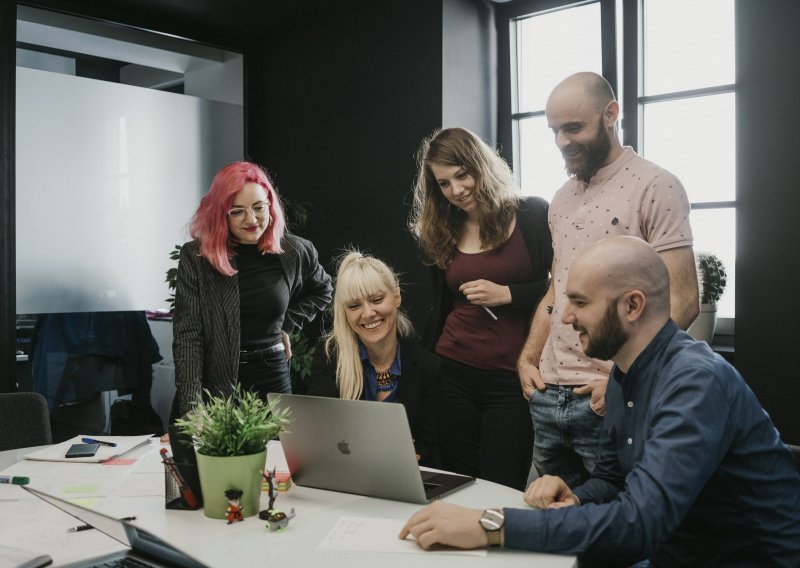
[642,93,735,203]
[691,208,735,318]
[518,116,568,202]
[516,3,602,112]
[644,0,734,95]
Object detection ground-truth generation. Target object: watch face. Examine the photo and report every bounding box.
[480,509,504,531]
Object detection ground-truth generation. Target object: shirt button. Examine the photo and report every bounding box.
[627,401,634,408]
[627,438,633,445]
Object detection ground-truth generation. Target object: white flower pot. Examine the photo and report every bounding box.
[687,304,717,343]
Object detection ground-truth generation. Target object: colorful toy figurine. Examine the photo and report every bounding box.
[265,507,296,532]
[224,489,244,524]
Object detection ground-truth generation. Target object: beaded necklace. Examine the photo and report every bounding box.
[375,368,397,392]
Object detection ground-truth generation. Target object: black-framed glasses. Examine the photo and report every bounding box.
[228,204,269,219]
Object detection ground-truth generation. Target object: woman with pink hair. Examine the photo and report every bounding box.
[172,161,332,416]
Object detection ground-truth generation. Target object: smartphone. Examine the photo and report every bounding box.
[65,442,100,458]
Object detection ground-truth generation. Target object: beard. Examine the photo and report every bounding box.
[579,298,629,361]
[562,116,612,183]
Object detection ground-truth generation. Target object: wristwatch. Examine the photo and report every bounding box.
[479,508,504,547]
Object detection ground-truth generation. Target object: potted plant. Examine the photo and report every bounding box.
[687,252,728,343]
[175,385,291,520]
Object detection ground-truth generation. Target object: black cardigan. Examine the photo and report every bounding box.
[308,337,441,467]
[422,196,553,350]
[173,235,332,417]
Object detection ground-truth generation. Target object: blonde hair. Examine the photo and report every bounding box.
[324,250,413,400]
[409,127,521,268]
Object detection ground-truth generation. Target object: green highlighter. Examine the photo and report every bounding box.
[0,475,31,485]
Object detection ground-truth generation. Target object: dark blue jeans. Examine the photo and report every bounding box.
[238,347,292,399]
[529,384,604,488]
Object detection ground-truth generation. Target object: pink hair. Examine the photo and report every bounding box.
[190,161,286,276]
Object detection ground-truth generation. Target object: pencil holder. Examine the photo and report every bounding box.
[164,461,202,510]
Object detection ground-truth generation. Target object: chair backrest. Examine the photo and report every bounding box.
[0,392,52,451]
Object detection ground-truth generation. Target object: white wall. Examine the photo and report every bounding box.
[16,67,243,313]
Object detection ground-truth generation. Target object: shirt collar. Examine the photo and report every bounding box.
[612,319,679,385]
[587,146,636,185]
[358,341,402,375]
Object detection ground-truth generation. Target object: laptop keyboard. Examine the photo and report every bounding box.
[91,558,155,568]
[422,472,452,495]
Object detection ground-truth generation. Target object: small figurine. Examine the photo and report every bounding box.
[224,489,244,524]
[259,468,278,520]
[265,507,296,532]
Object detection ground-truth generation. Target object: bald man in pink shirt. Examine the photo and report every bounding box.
[517,72,700,488]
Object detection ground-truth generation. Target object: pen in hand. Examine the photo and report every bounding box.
[458,280,499,321]
[81,437,117,447]
[68,517,136,532]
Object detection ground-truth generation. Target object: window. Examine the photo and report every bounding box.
[499,0,736,321]
[639,0,735,320]
[510,2,604,203]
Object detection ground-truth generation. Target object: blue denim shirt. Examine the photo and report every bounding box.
[504,320,800,565]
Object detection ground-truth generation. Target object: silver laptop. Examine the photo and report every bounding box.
[267,394,475,504]
[23,485,208,568]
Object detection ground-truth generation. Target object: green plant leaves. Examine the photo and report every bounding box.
[174,385,292,457]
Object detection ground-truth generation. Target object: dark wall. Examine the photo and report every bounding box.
[250,0,444,328]
[736,0,800,444]
[442,0,496,142]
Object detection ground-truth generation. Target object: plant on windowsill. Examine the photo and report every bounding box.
[687,252,728,343]
[174,385,291,520]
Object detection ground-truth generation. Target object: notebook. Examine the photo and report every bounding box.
[22,486,208,568]
[267,394,475,504]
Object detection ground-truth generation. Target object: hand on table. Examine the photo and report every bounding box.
[399,501,488,550]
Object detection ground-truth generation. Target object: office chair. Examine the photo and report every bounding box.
[0,392,52,451]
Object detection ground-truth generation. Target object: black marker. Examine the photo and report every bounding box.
[81,437,117,447]
[68,517,135,532]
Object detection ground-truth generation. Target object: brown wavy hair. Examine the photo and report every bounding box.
[409,128,520,269]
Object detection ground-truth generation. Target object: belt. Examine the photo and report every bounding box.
[239,342,285,362]
[545,383,587,390]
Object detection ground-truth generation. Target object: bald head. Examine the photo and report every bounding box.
[548,72,616,114]
[573,236,671,316]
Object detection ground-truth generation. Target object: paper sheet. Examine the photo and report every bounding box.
[318,516,486,556]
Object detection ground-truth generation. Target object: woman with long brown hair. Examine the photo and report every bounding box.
[409,128,552,490]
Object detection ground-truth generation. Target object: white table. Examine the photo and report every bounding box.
[0,442,577,568]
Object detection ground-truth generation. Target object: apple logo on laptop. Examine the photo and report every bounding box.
[337,439,351,455]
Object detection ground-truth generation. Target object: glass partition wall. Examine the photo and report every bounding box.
[13,6,244,441]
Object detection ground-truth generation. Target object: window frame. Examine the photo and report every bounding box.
[497,0,735,336]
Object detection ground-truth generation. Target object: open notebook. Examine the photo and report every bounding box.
[268,394,475,504]
[23,434,153,463]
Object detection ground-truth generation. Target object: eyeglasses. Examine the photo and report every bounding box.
[228,204,269,219]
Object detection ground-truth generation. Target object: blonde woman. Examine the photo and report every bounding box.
[409,127,552,490]
[309,251,440,466]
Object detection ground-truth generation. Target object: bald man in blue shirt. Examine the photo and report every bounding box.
[401,236,800,566]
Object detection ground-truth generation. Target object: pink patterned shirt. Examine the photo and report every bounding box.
[540,147,693,385]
